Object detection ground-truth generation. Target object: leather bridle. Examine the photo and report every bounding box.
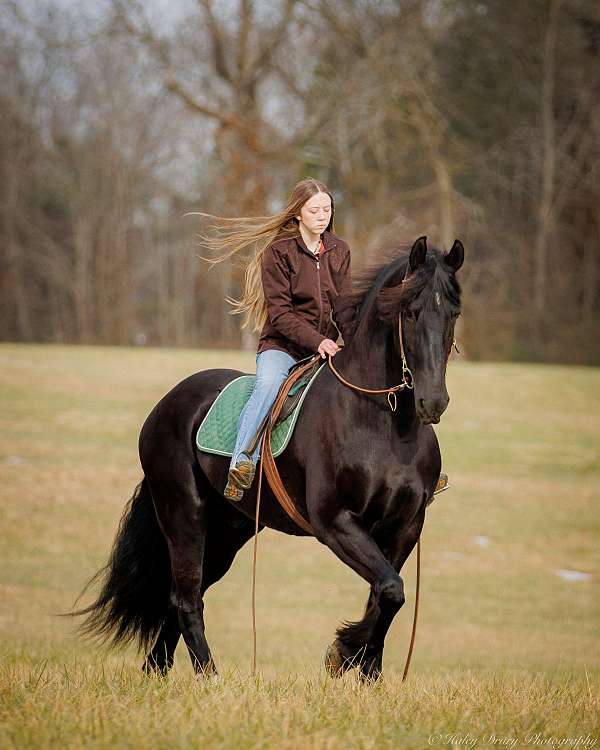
[327,271,459,411]
[327,314,413,412]
[327,267,414,411]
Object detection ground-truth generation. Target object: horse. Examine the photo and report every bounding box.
[74,235,464,681]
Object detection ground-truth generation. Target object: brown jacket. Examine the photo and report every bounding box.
[257,229,355,361]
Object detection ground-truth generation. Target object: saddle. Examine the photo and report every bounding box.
[243,354,323,458]
[196,357,324,459]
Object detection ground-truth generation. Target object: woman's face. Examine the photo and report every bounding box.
[296,191,332,235]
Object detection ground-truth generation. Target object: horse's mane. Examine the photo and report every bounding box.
[349,243,461,338]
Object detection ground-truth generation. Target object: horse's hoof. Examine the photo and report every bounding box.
[194,659,218,678]
[325,641,346,677]
[359,652,382,682]
[142,656,172,676]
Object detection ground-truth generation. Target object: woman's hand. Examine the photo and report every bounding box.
[318,338,341,359]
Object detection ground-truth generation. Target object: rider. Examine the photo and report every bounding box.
[197,177,353,501]
[197,177,448,501]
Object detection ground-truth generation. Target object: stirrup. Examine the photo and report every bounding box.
[434,472,449,495]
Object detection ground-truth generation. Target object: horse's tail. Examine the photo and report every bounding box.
[70,478,171,653]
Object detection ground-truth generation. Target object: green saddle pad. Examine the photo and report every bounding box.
[196,362,325,458]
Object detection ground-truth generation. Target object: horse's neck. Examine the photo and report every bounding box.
[339,321,398,382]
[335,322,417,423]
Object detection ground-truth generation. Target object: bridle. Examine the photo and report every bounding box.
[327,314,413,412]
[327,267,414,411]
[327,271,459,411]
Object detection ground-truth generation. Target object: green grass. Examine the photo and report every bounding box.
[0,344,599,749]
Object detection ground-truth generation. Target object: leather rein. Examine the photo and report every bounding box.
[326,314,413,412]
[327,265,415,410]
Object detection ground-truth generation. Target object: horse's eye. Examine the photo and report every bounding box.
[404,309,418,321]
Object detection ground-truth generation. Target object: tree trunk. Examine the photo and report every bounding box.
[534,0,561,321]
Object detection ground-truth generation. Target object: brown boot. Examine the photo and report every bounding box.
[228,459,256,490]
[223,459,256,501]
[223,479,244,502]
[434,472,449,494]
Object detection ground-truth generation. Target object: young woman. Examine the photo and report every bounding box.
[197,178,356,501]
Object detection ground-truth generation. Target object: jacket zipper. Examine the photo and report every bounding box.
[316,254,323,333]
[296,237,337,335]
[315,242,336,334]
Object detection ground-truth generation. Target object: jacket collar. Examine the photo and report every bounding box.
[293,228,337,257]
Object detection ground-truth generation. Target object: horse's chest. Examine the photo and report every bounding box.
[347,463,423,525]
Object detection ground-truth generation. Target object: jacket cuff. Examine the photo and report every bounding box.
[305,329,327,352]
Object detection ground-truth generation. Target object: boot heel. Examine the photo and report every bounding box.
[224,480,244,501]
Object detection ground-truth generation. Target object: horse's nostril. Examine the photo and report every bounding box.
[418,398,426,410]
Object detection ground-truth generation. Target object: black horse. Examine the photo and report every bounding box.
[75,236,464,680]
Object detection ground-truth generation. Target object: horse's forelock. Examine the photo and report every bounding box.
[351,248,410,327]
[376,272,427,324]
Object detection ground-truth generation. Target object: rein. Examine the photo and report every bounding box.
[326,315,413,411]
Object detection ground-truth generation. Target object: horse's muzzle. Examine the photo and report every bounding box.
[417,394,449,424]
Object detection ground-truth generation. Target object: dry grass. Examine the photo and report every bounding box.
[0,343,599,749]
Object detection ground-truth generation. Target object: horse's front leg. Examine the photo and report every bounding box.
[354,509,426,680]
[311,508,406,679]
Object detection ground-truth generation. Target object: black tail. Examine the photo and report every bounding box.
[71,478,171,653]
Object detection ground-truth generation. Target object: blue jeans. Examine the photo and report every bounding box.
[229,349,297,468]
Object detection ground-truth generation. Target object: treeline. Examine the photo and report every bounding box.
[1,0,598,363]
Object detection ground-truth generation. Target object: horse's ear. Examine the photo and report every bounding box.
[409,236,427,271]
[445,239,464,271]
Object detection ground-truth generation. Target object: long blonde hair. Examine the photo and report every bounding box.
[190,178,335,332]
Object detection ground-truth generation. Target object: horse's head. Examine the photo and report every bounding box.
[377,236,464,424]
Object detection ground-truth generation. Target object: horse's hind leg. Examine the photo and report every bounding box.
[201,510,259,595]
[143,495,259,675]
[143,606,181,674]
[144,471,217,675]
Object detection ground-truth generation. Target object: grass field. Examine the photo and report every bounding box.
[1,343,599,749]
